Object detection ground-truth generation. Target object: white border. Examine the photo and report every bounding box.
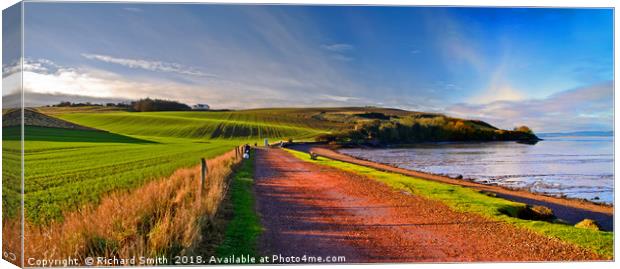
[0,1,617,269]
[0,0,616,8]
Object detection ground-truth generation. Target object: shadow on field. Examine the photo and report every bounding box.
[3,126,156,144]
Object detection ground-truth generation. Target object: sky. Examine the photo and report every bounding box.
[2,3,614,132]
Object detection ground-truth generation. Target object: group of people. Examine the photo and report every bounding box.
[241,138,281,159]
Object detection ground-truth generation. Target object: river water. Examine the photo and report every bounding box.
[339,135,614,204]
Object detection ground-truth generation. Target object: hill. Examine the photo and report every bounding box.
[53,109,336,140]
[307,108,539,145]
[3,108,97,130]
[40,106,538,144]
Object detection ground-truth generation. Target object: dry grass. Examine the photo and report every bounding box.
[7,148,243,264]
[2,219,22,267]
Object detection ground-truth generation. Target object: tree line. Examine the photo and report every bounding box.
[316,114,539,145]
[52,98,191,112]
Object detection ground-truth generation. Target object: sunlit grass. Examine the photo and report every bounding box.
[57,110,334,140]
[217,151,262,258]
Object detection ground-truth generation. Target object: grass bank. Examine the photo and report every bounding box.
[217,151,262,258]
[284,148,614,259]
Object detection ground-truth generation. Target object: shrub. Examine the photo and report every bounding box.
[514,125,534,134]
[575,219,600,231]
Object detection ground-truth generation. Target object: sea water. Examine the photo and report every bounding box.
[339,135,614,204]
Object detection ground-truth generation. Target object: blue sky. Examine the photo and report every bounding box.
[8,3,614,132]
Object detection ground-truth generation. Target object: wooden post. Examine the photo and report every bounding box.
[235,146,239,159]
[201,158,207,192]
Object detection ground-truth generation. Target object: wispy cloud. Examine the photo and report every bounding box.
[123,7,143,13]
[81,53,216,77]
[15,58,371,109]
[447,81,613,132]
[427,11,486,73]
[320,43,355,61]
[320,43,354,52]
[319,94,360,102]
[13,58,211,107]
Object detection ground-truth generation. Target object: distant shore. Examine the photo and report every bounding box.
[287,143,613,231]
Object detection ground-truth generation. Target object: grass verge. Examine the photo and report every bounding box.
[216,151,262,258]
[284,148,614,259]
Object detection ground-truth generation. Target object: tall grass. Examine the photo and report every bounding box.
[15,148,242,264]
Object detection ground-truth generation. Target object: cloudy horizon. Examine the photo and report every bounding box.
[2,3,614,133]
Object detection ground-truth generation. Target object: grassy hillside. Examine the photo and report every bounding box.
[17,126,239,224]
[47,106,530,143]
[55,110,339,140]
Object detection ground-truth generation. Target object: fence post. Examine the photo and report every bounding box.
[201,158,207,192]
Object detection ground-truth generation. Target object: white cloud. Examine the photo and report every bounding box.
[2,58,21,78]
[9,59,208,107]
[123,7,143,13]
[320,43,355,61]
[81,53,216,77]
[447,82,613,132]
[470,82,525,104]
[319,94,360,102]
[10,58,372,109]
[320,43,354,52]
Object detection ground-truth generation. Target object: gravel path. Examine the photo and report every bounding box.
[253,148,601,263]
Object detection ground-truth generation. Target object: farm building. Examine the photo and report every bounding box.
[192,104,210,110]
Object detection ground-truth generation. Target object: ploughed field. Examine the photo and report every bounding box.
[55,109,339,140]
[4,108,342,224]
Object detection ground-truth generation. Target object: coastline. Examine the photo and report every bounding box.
[287,143,613,231]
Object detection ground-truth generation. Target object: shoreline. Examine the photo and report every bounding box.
[287,143,613,231]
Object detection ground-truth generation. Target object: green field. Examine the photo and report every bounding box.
[8,108,343,224]
[19,126,239,223]
[2,135,21,219]
[56,109,339,140]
